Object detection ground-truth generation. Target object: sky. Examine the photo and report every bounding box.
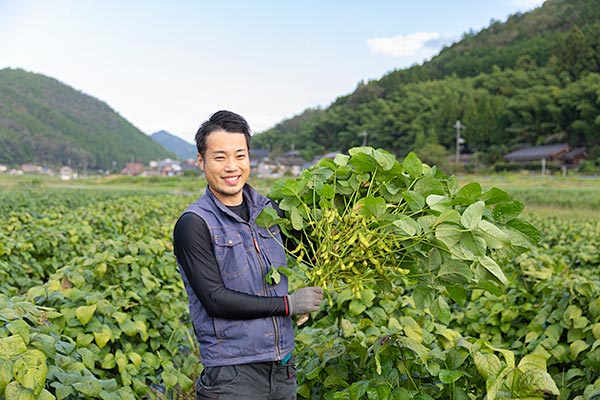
[0,0,546,144]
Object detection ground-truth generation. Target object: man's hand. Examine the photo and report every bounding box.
[288,287,323,315]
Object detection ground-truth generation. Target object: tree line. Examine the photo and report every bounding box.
[253,0,600,172]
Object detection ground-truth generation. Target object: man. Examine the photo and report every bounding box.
[173,110,323,399]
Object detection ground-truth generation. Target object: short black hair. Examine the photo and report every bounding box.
[195,110,251,157]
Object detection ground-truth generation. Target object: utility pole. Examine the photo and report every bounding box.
[361,131,368,146]
[454,120,465,163]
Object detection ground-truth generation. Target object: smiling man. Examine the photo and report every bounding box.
[173,110,323,399]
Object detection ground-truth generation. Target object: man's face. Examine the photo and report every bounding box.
[197,129,250,206]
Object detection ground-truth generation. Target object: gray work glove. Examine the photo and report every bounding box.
[288,286,323,315]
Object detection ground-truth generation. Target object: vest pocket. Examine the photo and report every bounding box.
[213,231,250,281]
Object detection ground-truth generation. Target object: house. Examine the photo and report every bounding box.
[557,147,588,168]
[275,150,307,177]
[256,157,281,178]
[504,144,587,168]
[21,164,43,173]
[59,166,75,180]
[250,149,270,176]
[121,162,145,176]
[0,165,7,174]
[156,158,182,176]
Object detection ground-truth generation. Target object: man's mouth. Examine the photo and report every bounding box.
[223,175,240,184]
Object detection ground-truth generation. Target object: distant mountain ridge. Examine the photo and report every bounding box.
[0,68,174,169]
[151,130,196,161]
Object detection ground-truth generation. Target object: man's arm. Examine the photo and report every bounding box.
[173,212,288,319]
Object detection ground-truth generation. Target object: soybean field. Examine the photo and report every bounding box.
[1,156,599,399]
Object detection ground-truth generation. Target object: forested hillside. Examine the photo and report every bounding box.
[253,0,600,170]
[0,68,174,169]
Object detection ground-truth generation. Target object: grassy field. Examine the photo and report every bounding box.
[3,172,599,216]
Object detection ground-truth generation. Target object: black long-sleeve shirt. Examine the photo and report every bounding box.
[173,201,287,320]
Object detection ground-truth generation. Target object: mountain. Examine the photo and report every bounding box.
[151,130,196,161]
[0,68,175,169]
[252,0,600,167]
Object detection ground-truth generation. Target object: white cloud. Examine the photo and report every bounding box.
[367,32,444,58]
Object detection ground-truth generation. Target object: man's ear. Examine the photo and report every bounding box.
[197,152,205,172]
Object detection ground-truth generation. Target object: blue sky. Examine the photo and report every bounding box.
[0,0,545,144]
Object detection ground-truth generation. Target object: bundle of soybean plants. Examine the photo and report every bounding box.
[257,147,540,321]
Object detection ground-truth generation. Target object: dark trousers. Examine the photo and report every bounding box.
[196,357,297,400]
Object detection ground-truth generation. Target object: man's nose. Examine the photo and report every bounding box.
[224,157,237,170]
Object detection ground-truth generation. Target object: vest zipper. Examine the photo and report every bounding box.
[250,227,282,361]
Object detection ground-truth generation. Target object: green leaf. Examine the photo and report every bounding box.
[416,177,445,197]
[37,389,55,400]
[412,285,435,310]
[460,201,484,230]
[452,182,482,205]
[0,358,13,393]
[318,183,335,200]
[93,324,112,348]
[507,219,541,245]
[437,260,473,284]
[392,216,420,237]
[256,207,286,228]
[446,285,468,306]
[4,381,36,400]
[77,348,97,370]
[478,220,510,249]
[517,369,560,396]
[121,319,148,341]
[348,151,377,173]
[402,152,423,176]
[402,191,425,211]
[430,296,451,324]
[373,149,396,170]
[75,304,97,326]
[517,354,547,373]
[439,369,464,384]
[265,267,281,285]
[0,336,27,358]
[72,378,103,397]
[473,352,502,381]
[570,340,589,359]
[493,201,524,224]
[478,256,508,285]
[334,153,350,166]
[7,320,30,345]
[480,187,510,204]
[349,300,366,316]
[290,207,305,230]
[50,382,73,400]
[356,196,387,218]
[13,349,47,395]
[435,223,462,250]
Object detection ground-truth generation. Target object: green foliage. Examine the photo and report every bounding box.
[258,148,559,398]
[253,0,600,165]
[1,172,599,398]
[0,68,174,169]
[455,215,600,398]
[0,192,198,398]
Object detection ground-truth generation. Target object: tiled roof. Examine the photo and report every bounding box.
[504,144,570,161]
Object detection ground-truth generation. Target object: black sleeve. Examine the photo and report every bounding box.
[173,212,287,320]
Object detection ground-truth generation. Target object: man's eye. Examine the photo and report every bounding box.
[237,154,246,159]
